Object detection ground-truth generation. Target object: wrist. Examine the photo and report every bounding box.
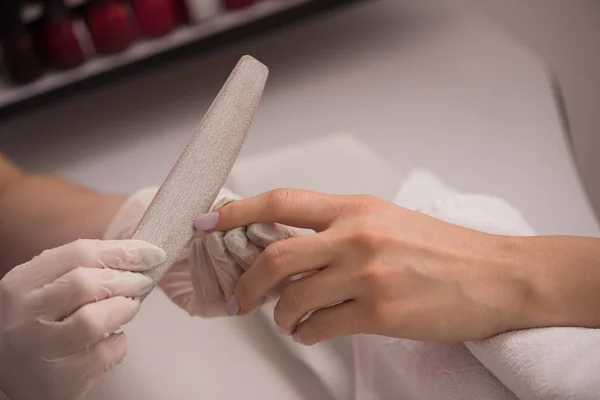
[472,234,542,336]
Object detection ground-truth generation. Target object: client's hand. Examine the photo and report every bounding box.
[196,189,533,345]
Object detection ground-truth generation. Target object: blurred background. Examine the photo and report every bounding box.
[0,0,597,230]
[0,1,599,398]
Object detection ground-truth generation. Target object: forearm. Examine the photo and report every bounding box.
[497,235,600,331]
[0,159,126,276]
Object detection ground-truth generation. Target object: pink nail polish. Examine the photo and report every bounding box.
[195,212,219,231]
[226,295,239,316]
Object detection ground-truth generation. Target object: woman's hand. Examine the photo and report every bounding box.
[196,189,535,345]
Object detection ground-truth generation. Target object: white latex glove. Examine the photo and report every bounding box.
[0,239,165,400]
[104,187,304,317]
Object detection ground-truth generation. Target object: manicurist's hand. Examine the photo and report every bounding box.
[195,189,535,345]
[0,239,165,400]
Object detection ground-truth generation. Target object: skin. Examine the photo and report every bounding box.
[205,188,600,346]
[0,153,126,277]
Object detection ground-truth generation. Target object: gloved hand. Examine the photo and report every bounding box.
[103,187,306,317]
[0,239,165,400]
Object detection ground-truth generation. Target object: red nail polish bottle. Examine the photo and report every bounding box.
[131,0,178,38]
[183,0,221,23]
[40,0,90,69]
[0,0,44,83]
[223,0,255,10]
[85,0,135,54]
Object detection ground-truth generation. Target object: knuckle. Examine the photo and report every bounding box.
[265,189,294,217]
[94,338,124,369]
[262,243,285,277]
[356,262,387,286]
[346,223,381,253]
[349,194,381,212]
[280,284,301,314]
[365,301,389,330]
[77,306,102,337]
[70,268,95,295]
[304,315,329,344]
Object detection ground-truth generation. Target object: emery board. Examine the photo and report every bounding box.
[131,55,269,301]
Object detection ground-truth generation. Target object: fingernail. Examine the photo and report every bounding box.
[105,240,166,270]
[226,295,239,316]
[292,332,302,344]
[131,299,141,313]
[195,212,219,231]
[277,324,291,336]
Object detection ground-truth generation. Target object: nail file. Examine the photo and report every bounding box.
[132,55,269,301]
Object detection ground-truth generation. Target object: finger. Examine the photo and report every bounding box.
[186,239,228,317]
[47,333,128,399]
[223,227,262,270]
[197,189,345,233]
[70,332,128,384]
[234,233,334,315]
[274,269,355,335]
[80,332,129,379]
[23,239,165,288]
[205,231,244,299]
[44,296,140,359]
[36,267,152,321]
[294,301,364,346]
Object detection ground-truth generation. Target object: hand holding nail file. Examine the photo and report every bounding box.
[131,55,268,301]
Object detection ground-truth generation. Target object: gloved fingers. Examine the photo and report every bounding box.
[44,296,140,359]
[64,331,129,388]
[205,231,244,299]
[223,227,262,270]
[273,268,354,335]
[246,223,287,248]
[188,239,227,317]
[158,262,195,311]
[35,267,152,321]
[38,332,128,400]
[246,223,311,248]
[20,239,165,289]
[103,187,159,241]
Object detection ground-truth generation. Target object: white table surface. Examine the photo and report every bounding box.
[1,0,598,398]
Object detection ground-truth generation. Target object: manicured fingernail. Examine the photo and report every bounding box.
[131,299,141,313]
[195,212,219,231]
[226,295,239,316]
[292,332,302,344]
[277,324,291,336]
